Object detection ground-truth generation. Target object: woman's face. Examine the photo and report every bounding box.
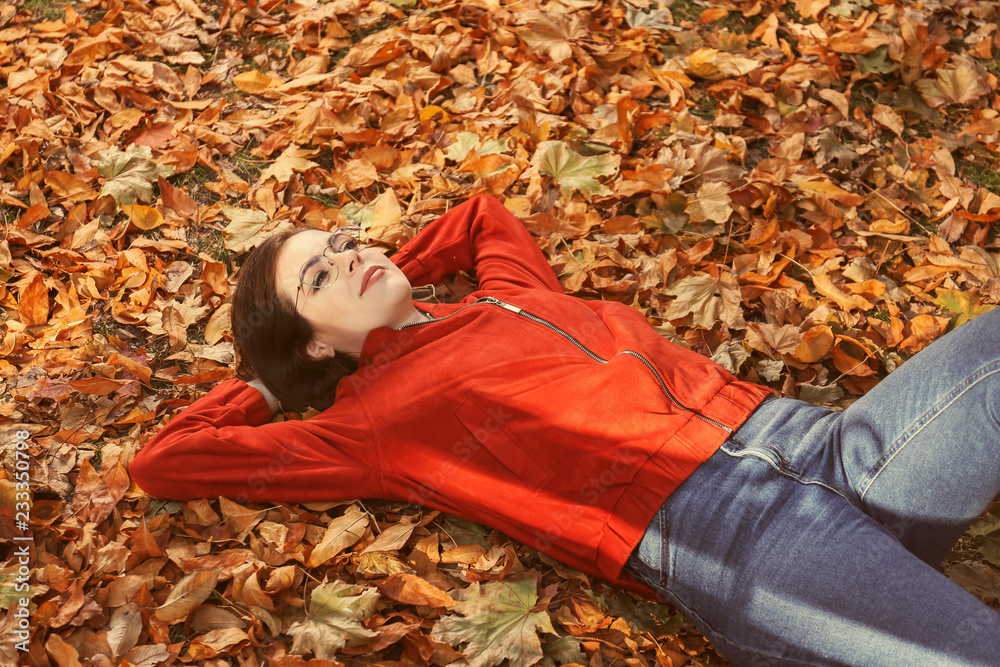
[275,229,416,359]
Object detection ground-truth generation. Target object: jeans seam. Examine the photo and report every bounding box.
[858,363,1000,504]
[722,444,858,507]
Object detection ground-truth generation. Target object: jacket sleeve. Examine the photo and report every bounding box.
[129,379,380,503]
[392,194,563,293]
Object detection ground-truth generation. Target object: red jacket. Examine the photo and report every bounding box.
[130,195,770,588]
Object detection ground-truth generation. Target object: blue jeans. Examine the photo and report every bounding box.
[626,308,1000,665]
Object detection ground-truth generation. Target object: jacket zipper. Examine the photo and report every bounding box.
[406,296,731,433]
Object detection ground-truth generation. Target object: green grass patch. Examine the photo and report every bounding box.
[849,80,880,109]
[188,227,232,264]
[169,165,219,206]
[223,141,269,185]
[24,0,66,21]
[715,10,764,34]
[958,151,1000,194]
[669,0,703,23]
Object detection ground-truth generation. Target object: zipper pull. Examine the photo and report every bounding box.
[482,296,522,314]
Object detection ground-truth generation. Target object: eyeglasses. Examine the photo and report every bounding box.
[294,225,369,310]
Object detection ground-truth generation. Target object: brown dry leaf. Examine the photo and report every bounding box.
[916,63,986,107]
[516,12,586,62]
[156,568,223,623]
[377,573,457,607]
[307,504,369,567]
[108,603,143,659]
[872,104,905,137]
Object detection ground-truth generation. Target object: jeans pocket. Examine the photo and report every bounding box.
[633,505,669,586]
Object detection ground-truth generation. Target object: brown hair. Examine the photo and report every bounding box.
[232,229,358,412]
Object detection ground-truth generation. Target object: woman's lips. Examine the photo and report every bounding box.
[360,266,385,295]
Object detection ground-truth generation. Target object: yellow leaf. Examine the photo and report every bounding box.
[419,105,450,122]
[123,204,164,230]
[233,70,278,95]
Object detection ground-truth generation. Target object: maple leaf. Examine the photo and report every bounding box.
[515,11,586,62]
[662,273,722,329]
[933,288,995,327]
[431,577,556,667]
[96,145,173,207]
[445,132,481,162]
[916,62,986,107]
[967,503,1000,567]
[532,141,620,199]
[624,5,675,32]
[258,146,319,183]
[220,204,293,253]
[288,580,379,660]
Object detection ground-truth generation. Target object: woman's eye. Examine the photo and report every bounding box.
[309,270,329,289]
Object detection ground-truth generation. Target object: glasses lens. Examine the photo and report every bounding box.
[330,225,368,253]
[299,256,338,290]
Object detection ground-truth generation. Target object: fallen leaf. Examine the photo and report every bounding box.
[432,577,555,667]
[532,141,620,199]
[155,569,222,624]
[288,580,379,659]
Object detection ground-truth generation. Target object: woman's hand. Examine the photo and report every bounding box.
[246,378,281,416]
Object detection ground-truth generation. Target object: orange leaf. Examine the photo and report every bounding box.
[123,204,165,230]
[813,274,874,312]
[44,171,97,202]
[793,326,834,363]
[17,202,50,228]
[45,632,83,667]
[18,272,49,326]
[419,104,451,122]
[69,376,126,395]
[240,570,275,611]
[833,338,877,376]
[698,8,729,23]
[127,518,167,560]
[378,573,457,607]
[233,70,277,94]
[158,175,198,220]
[200,260,229,297]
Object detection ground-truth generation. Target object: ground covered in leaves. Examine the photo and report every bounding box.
[3,0,1000,664]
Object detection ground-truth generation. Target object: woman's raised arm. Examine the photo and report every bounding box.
[392,195,563,294]
[129,379,379,504]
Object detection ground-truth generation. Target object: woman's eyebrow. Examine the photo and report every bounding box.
[299,255,322,275]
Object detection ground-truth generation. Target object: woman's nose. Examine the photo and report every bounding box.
[335,249,363,276]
